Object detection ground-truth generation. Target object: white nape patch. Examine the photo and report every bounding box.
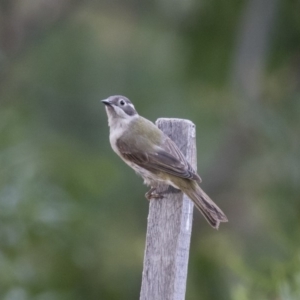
[128,103,135,109]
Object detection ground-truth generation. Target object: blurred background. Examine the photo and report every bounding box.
[0,0,299,299]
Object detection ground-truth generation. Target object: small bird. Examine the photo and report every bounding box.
[102,95,228,229]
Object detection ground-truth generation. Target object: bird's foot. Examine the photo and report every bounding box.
[145,187,164,201]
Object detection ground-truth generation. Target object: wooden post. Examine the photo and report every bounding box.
[140,118,197,300]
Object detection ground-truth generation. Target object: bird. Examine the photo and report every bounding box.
[101,95,228,229]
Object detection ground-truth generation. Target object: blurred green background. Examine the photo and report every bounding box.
[0,0,300,299]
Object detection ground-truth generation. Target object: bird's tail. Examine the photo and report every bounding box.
[182,183,228,229]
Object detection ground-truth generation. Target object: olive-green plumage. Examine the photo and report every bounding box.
[123,117,162,151]
[102,95,228,229]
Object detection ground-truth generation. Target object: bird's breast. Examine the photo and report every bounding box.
[109,127,124,157]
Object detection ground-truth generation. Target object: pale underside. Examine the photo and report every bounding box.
[107,109,201,189]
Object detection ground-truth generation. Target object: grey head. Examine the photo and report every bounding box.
[102,95,138,122]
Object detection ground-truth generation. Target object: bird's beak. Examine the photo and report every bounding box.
[101,99,112,106]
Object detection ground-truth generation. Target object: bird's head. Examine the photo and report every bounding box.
[102,95,138,128]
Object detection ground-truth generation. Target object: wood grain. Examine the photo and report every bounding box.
[140,118,197,300]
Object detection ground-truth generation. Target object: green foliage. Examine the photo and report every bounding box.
[0,1,300,299]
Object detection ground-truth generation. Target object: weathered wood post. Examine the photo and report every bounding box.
[140,118,197,300]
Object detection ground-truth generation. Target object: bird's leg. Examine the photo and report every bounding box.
[145,187,164,200]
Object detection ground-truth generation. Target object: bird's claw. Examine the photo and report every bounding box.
[145,188,164,200]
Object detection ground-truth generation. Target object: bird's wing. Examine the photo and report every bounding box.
[116,137,202,182]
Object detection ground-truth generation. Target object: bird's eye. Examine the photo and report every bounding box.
[119,99,125,106]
